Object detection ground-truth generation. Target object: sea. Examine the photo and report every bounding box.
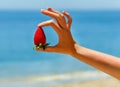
[0,10,120,87]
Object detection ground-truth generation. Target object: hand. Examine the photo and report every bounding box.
[37,8,76,55]
[37,8,120,80]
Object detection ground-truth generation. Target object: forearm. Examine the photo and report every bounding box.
[71,43,120,79]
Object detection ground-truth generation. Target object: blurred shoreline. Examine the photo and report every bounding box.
[50,78,120,87]
[0,70,112,87]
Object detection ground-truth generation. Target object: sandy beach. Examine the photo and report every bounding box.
[50,78,120,87]
[0,71,119,87]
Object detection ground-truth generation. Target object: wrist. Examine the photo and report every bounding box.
[69,43,82,57]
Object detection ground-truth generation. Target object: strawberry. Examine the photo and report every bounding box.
[34,27,49,50]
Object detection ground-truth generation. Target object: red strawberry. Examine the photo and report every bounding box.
[34,27,49,50]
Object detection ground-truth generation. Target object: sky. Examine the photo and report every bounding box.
[0,0,120,10]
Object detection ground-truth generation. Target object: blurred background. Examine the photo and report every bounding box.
[0,0,120,87]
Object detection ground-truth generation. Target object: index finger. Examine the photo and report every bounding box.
[41,9,59,19]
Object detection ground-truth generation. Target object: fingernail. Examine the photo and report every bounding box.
[62,11,65,13]
[48,7,51,10]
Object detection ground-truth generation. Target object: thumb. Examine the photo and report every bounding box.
[36,46,58,53]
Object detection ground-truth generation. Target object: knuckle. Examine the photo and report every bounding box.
[65,12,70,16]
[60,14,64,17]
[67,13,70,16]
[50,20,55,24]
[50,20,56,26]
[58,14,64,18]
[56,14,60,18]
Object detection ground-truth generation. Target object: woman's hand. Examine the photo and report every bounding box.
[37,8,76,55]
[36,8,120,80]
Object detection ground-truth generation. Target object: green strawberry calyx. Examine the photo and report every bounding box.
[33,43,50,50]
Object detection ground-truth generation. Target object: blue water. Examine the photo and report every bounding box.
[0,10,120,81]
